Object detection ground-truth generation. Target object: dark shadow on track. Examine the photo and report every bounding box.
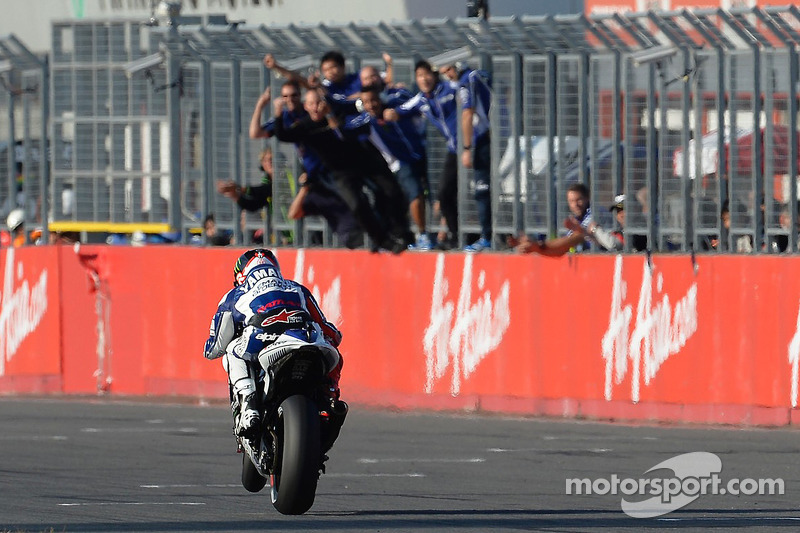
[8,508,800,532]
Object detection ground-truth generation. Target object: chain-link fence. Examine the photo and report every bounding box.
[3,7,800,252]
[0,35,48,244]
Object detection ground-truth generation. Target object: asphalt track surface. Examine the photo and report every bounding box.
[0,397,798,533]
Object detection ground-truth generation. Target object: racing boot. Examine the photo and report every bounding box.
[235,392,260,439]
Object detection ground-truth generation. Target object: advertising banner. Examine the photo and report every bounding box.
[0,247,61,391]
[3,245,800,425]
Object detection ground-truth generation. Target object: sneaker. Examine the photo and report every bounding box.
[408,233,433,251]
[236,393,260,438]
[464,237,492,252]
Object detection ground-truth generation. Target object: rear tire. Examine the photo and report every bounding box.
[270,394,320,515]
[241,452,268,493]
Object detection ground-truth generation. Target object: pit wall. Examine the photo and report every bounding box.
[2,244,800,426]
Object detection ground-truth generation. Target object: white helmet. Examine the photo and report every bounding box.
[6,208,24,231]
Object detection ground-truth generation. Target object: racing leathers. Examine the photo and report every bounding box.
[203,262,343,436]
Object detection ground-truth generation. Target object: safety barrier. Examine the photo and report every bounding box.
[2,245,800,426]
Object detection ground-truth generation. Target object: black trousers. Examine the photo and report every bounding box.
[330,170,388,245]
[438,151,459,237]
[330,167,410,246]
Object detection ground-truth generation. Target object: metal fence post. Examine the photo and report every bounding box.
[578,51,589,189]
[231,57,243,245]
[511,52,523,237]
[165,45,183,239]
[5,77,17,234]
[200,58,213,241]
[546,51,558,238]
[680,47,692,251]
[790,46,799,253]
[752,46,764,252]
[656,60,668,251]
[646,62,658,250]
[612,49,622,215]
[41,55,50,243]
[716,47,727,251]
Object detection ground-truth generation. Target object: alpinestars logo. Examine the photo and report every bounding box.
[261,309,304,327]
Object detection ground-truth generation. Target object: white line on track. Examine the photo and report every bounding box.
[58,502,205,507]
[541,435,647,441]
[0,435,68,441]
[140,474,426,489]
[81,427,198,433]
[487,447,612,453]
[358,457,484,463]
[658,517,800,522]
[145,418,219,425]
[325,473,426,478]
[141,484,242,488]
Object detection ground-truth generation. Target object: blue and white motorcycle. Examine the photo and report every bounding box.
[237,322,347,515]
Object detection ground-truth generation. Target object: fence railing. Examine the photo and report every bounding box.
[0,35,48,244]
[2,7,800,252]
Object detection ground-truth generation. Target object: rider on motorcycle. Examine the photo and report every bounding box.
[203,248,346,439]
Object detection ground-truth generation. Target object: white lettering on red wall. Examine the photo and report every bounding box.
[291,249,342,327]
[0,248,49,375]
[424,253,511,396]
[602,255,698,402]
[788,300,800,407]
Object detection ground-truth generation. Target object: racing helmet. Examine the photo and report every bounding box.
[233,248,280,287]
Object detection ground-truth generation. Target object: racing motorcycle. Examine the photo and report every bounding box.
[236,322,347,515]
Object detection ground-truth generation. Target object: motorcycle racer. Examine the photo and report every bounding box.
[204,249,345,439]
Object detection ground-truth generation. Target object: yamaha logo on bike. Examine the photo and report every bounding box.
[261,309,304,327]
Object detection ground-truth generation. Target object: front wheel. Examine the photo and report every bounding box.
[270,394,321,515]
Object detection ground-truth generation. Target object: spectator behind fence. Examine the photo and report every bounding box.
[769,204,800,253]
[718,198,764,253]
[511,183,594,256]
[439,62,493,252]
[203,214,232,246]
[0,160,38,230]
[359,58,393,94]
[562,194,647,252]
[49,230,80,245]
[248,82,364,248]
[707,202,730,251]
[287,172,363,249]
[389,60,492,251]
[5,208,25,248]
[342,85,431,250]
[264,51,361,102]
[273,88,413,253]
[388,61,458,249]
[217,147,273,213]
[217,147,272,244]
[358,55,413,107]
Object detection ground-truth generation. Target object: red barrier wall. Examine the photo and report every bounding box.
[0,247,61,393]
[2,244,800,426]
